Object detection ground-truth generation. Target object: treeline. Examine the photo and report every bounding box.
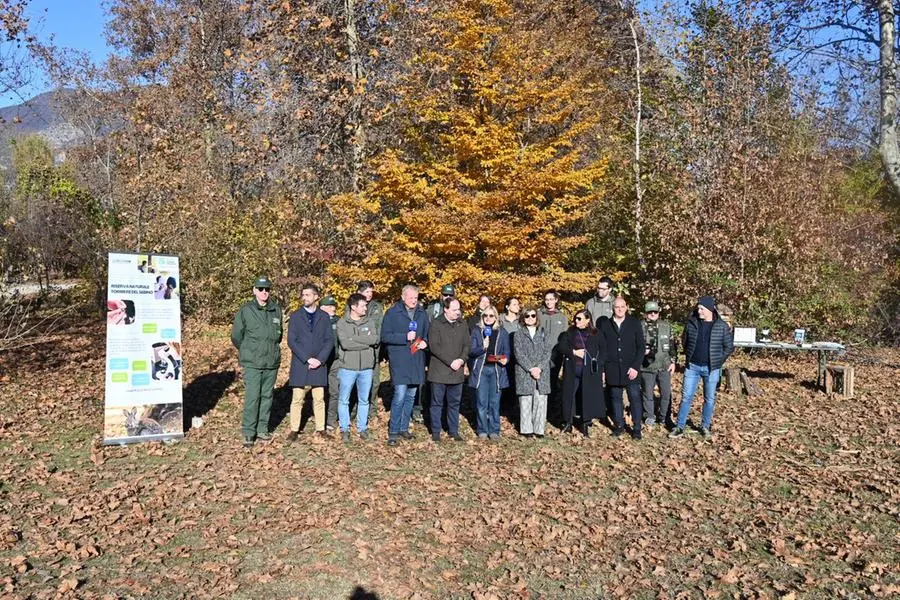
[0,0,896,342]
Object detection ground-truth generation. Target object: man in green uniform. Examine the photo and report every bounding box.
[640,301,677,429]
[321,295,341,433]
[231,277,283,447]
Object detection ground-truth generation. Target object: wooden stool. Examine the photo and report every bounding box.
[725,367,742,393]
[825,364,855,398]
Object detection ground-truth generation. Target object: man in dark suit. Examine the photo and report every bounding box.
[598,297,646,440]
[286,283,335,441]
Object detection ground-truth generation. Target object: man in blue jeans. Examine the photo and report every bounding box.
[670,295,734,440]
[381,284,429,446]
[335,293,379,443]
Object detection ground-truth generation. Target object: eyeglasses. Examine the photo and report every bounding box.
[483,315,496,320]
[597,286,610,291]
[524,313,537,318]
[646,311,659,315]
[256,287,270,292]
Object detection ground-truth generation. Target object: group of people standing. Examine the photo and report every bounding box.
[230,276,734,448]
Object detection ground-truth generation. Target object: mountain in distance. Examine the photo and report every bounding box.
[0,89,84,171]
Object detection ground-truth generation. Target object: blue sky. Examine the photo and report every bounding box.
[1,0,112,107]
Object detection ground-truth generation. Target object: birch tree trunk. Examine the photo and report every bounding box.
[344,0,365,194]
[878,0,900,196]
[623,2,645,266]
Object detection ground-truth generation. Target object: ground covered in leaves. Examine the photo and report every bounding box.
[0,320,897,599]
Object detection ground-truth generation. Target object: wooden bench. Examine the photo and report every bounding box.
[825,364,855,398]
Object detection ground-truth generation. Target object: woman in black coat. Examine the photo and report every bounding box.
[557,309,607,436]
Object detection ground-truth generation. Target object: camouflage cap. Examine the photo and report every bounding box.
[320,295,337,307]
[644,301,660,313]
[440,284,456,296]
[254,277,272,289]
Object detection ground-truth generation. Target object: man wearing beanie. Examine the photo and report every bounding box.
[670,295,734,440]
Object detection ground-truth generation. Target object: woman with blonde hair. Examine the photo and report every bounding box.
[468,304,511,440]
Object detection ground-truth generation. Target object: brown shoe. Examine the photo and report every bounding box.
[285,431,299,443]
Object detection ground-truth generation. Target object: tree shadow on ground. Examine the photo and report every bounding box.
[349,587,380,600]
[183,370,235,431]
[744,369,794,380]
[376,381,392,413]
[798,380,827,393]
[269,384,293,432]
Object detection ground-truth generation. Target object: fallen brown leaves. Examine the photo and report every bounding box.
[0,322,897,599]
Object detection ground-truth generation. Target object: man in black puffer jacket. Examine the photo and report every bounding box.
[670,295,734,440]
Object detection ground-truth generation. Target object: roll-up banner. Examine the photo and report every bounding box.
[103,252,184,445]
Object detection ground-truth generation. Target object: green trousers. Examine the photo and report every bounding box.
[242,367,277,438]
[370,361,382,408]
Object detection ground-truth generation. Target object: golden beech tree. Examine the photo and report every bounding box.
[328,0,614,307]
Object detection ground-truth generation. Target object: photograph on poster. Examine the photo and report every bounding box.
[137,254,156,273]
[105,403,183,439]
[153,275,166,299]
[151,341,182,380]
[152,275,179,300]
[106,299,136,325]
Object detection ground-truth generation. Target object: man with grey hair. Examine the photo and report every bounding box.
[381,284,430,446]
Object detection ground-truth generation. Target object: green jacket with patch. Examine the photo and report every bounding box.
[641,319,676,372]
[231,299,283,370]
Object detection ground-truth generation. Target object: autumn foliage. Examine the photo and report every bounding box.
[0,0,895,338]
[327,0,615,307]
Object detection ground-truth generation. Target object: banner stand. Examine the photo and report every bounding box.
[103,251,185,445]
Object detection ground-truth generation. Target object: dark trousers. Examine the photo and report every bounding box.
[548,349,563,420]
[326,362,339,428]
[641,369,673,426]
[609,381,642,437]
[430,382,463,438]
[562,367,582,427]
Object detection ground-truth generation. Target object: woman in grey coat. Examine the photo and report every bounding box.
[513,305,552,438]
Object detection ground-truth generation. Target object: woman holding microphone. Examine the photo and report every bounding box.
[468,305,511,440]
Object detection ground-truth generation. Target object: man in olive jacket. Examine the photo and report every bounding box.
[538,290,569,416]
[640,301,677,428]
[356,280,385,416]
[427,297,469,442]
[231,277,283,448]
[335,293,379,441]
